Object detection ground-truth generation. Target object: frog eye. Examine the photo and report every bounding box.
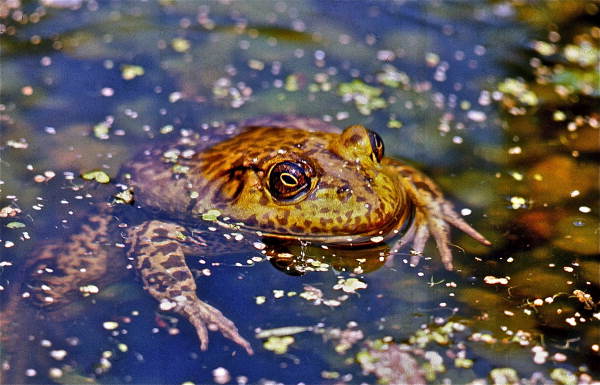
[367,130,385,163]
[268,161,311,200]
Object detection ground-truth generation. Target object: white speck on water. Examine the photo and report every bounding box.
[101,87,114,97]
[467,110,487,122]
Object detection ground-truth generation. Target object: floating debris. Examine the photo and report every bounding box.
[81,170,111,184]
[121,65,145,80]
[263,336,294,354]
[333,278,367,294]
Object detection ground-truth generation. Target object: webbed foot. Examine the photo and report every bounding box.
[388,162,491,270]
[128,220,253,354]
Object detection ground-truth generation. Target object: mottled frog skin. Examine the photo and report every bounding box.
[21,116,490,355]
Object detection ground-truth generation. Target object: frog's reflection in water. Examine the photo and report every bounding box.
[265,239,391,276]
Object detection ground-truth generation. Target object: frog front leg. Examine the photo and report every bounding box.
[385,160,491,270]
[127,220,253,354]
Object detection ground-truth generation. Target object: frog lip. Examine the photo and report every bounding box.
[225,200,415,247]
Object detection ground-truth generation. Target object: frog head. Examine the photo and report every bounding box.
[195,124,414,245]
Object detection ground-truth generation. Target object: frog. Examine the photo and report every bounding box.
[17,115,490,357]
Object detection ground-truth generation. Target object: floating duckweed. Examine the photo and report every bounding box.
[533,40,556,56]
[201,209,221,221]
[387,118,403,128]
[338,79,387,115]
[509,196,527,209]
[321,371,340,379]
[284,74,300,91]
[299,286,323,303]
[563,43,598,67]
[489,368,519,385]
[333,277,367,293]
[81,170,111,184]
[255,296,266,305]
[114,189,134,205]
[160,125,174,134]
[423,351,446,381]
[93,122,110,139]
[263,336,294,354]
[498,78,539,106]
[121,64,145,80]
[376,65,409,88]
[454,357,473,368]
[6,221,25,229]
[248,59,265,71]
[171,38,190,52]
[553,110,567,121]
[171,164,190,175]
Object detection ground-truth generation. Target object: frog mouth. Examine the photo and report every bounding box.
[218,199,415,248]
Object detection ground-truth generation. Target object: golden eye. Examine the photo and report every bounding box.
[268,161,310,200]
[367,130,385,163]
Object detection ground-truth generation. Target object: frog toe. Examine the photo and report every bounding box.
[409,219,430,267]
[442,204,491,246]
[181,301,254,355]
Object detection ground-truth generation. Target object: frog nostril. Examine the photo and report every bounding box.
[336,185,352,202]
[336,184,351,194]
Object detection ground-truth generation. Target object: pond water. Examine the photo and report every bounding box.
[1,1,598,384]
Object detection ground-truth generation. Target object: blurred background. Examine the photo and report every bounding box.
[0,0,598,384]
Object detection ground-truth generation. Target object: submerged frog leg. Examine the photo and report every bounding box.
[26,214,124,308]
[387,161,491,269]
[127,220,253,354]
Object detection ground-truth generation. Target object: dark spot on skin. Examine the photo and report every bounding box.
[318,180,334,189]
[172,270,190,281]
[319,207,329,214]
[140,258,152,270]
[356,196,367,203]
[180,285,191,292]
[169,290,182,297]
[161,253,182,269]
[311,226,321,233]
[153,228,169,238]
[290,225,304,233]
[245,214,258,226]
[259,195,269,206]
[159,242,179,255]
[414,181,437,196]
[87,220,101,231]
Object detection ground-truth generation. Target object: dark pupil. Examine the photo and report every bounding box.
[269,161,310,200]
[281,173,297,186]
[368,130,385,162]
